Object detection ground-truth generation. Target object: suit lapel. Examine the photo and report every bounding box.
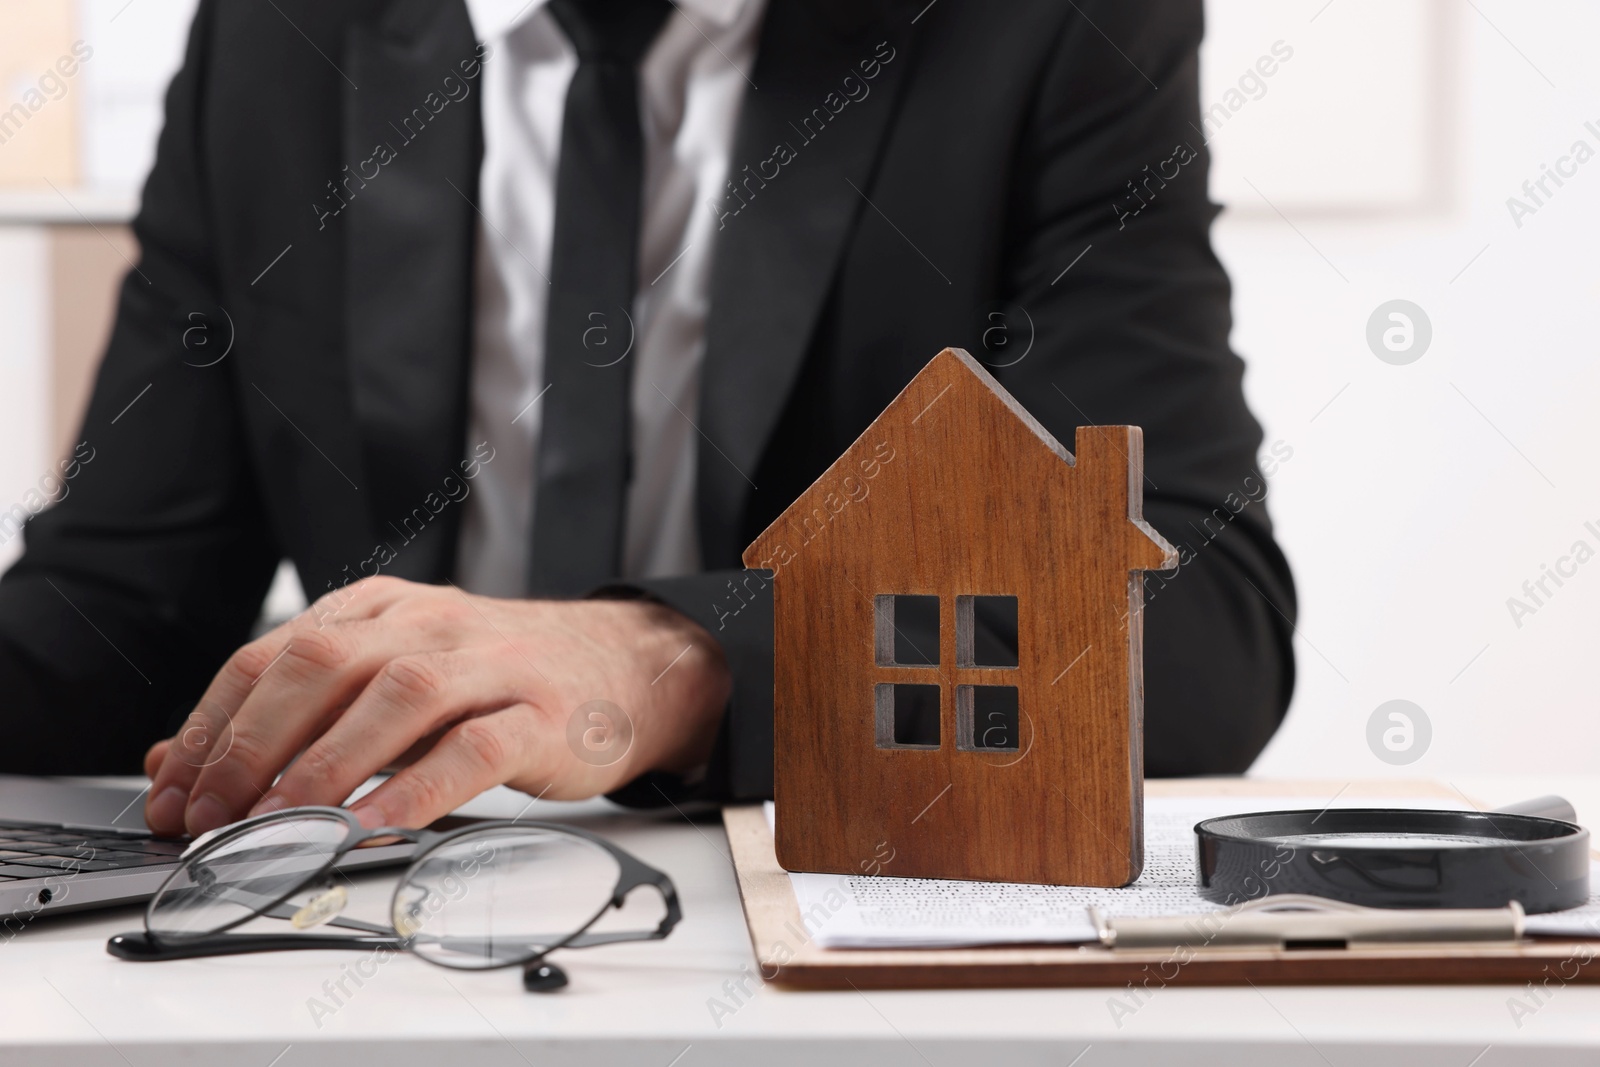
[698,0,916,567]
[343,0,482,583]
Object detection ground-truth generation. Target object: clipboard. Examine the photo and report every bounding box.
[722,779,1600,989]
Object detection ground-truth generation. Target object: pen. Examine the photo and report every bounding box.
[1091,894,1525,951]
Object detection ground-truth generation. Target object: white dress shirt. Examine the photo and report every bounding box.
[456,0,765,596]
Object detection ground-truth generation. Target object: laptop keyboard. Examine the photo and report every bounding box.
[0,822,185,881]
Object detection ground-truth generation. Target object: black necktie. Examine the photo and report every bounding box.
[527,0,672,597]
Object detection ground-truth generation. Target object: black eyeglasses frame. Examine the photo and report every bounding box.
[105,805,681,992]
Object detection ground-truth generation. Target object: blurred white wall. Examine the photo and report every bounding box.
[1,0,1594,778]
[1203,0,1600,777]
[77,0,200,187]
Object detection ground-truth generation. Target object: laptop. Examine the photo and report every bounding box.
[0,775,437,921]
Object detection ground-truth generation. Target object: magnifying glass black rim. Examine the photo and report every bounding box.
[1195,807,1591,914]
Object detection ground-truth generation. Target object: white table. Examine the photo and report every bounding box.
[7,775,1600,1066]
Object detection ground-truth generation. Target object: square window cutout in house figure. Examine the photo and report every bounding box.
[957,685,1020,751]
[873,594,940,667]
[957,595,1018,668]
[875,683,940,748]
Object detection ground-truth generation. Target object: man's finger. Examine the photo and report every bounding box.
[253,649,527,816]
[180,619,440,835]
[143,739,170,781]
[347,706,550,830]
[144,576,424,833]
[144,628,302,834]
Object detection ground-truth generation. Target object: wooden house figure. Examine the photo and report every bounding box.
[743,348,1177,887]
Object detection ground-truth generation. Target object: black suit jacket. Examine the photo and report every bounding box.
[0,0,1296,798]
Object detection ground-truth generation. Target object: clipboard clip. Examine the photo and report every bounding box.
[1091,894,1526,951]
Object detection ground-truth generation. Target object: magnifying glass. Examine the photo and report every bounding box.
[1195,795,1591,914]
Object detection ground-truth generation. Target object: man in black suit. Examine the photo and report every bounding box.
[0,0,1295,836]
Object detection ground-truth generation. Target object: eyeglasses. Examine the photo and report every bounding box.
[105,806,681,991]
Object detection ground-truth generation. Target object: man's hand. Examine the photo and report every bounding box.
[142,576,731,836]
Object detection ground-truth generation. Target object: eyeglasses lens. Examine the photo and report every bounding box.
[148,812,351,940]
[392,827,622,969]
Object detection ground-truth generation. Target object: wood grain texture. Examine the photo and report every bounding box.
[743,347,1175,887]
[723,780,1600,990]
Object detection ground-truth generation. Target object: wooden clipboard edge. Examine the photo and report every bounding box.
[722,780,1600,990]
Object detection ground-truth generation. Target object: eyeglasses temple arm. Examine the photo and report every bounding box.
[557,877,680,949]
[651,878,682,938]
[108,929,403,962]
